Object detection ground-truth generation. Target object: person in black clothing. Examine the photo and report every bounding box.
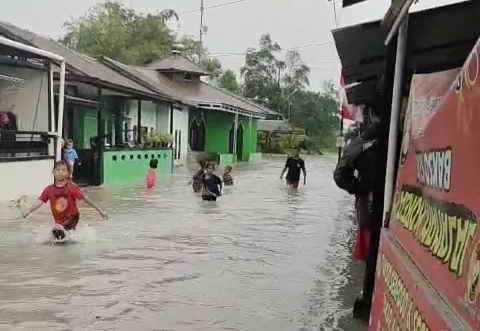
[333,120,386,320]
[202,163,222,201]
[280,151,306,189]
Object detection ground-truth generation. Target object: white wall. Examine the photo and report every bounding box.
[156,102,170,134]
[0,65,49,132]
[172,105,189,161]
[127,100,170,135]
[0,159,53,201]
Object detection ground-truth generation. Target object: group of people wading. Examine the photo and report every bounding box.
[191,150,307,201]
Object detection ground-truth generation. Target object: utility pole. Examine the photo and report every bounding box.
[200,0,205,47]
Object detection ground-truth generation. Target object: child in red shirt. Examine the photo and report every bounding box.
[22,160,108,239]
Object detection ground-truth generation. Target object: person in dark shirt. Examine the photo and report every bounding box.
[280,151,306,189]
[202,163,223,201]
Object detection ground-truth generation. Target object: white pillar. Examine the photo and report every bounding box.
[49,65,55,133]
[383,16,408,222]
[55,61,66,161]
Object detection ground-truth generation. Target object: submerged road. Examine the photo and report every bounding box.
[0,155,367,331]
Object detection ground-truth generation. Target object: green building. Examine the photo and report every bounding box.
[0,22,178,186]
[0,21,276,187]
[103,54,271,167]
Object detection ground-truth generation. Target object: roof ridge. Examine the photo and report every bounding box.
[200,80,277,115]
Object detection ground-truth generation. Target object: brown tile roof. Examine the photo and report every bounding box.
[0,21,171,101]
[146,55,210,76]
[103,56,273,118]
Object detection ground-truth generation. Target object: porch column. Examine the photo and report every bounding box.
[383,15,409,222]
[233,112,239,159]
[55,61,66,161]
[137,99,142,144]
[48,63,55,133]
[95,87,104,185]
[170,103,174,134]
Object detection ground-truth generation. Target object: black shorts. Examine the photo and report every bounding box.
[202,195,217,201]
[52,215,79,239]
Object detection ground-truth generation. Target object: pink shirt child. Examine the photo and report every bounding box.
[145,159,158,189]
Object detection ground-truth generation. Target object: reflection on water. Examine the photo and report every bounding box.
[0,156,367,331]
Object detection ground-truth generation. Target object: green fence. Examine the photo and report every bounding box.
[103,149,172,185]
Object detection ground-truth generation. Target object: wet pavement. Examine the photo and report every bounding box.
[0,155,367,331]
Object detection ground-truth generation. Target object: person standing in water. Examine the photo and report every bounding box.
[145,159,158,189]
[63,139,80,179]
[222,165,234,186]
[192,161,206,193]
[22,160,108,240]
[280,150,306,189]
[202,163,222,201]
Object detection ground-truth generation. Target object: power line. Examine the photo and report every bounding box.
[181,0,249,15]
[209,41,335,57]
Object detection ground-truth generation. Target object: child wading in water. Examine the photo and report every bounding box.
[192,161,206,193]
[22,160,108,240]
[63,139,80,178]
[145,159,158,189]
[223,165,234,186]
[202,163,222,201]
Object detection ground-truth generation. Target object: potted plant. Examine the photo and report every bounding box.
[163,134,173,148]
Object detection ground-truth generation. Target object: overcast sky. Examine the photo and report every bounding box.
[0,0,465,91]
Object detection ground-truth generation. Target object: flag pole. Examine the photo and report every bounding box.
[337,110,344,162]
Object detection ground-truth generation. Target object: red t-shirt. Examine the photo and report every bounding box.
[39,181,85,224]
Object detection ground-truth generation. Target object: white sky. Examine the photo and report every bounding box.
[0,0,467,92]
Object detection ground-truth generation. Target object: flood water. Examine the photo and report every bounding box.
[0,155,367,331]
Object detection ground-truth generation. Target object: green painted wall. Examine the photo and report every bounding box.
[103,149,172,185]
[72,107,97,149]
[238,117,258,161]
[204,111,233,154]
[192,109,259,163]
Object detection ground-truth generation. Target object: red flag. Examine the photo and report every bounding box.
[339,73,357,121]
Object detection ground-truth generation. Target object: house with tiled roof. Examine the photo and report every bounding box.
[102,53,272,165]
[0,20,277,188]
[0,21,178,186]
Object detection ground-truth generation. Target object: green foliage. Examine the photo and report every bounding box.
[144,131,173,147]
[60,1,223,77]
[241,34,338,152]
[177,35,222,78]
[240,34,310,115]
[218,70,241,94]
[61,1,177,65]
[279,134,301,152]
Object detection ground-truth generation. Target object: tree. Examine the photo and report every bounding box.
[61,1,177,65]
[240,34,311,117]
[289,82,339,152]
[218,70,241,94]
[176,35,222,78]
[241,34,284,110]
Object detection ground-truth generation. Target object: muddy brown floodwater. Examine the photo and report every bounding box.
[0,155,368,331]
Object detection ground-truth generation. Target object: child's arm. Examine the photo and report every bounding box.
[302,168,307,185]
[218,177,223,196]
[74,150,81,165]
[83,196,108,220]
[22,199,44,218]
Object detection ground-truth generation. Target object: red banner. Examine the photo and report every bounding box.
[386,38,480,329]
[369,232,465,331]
